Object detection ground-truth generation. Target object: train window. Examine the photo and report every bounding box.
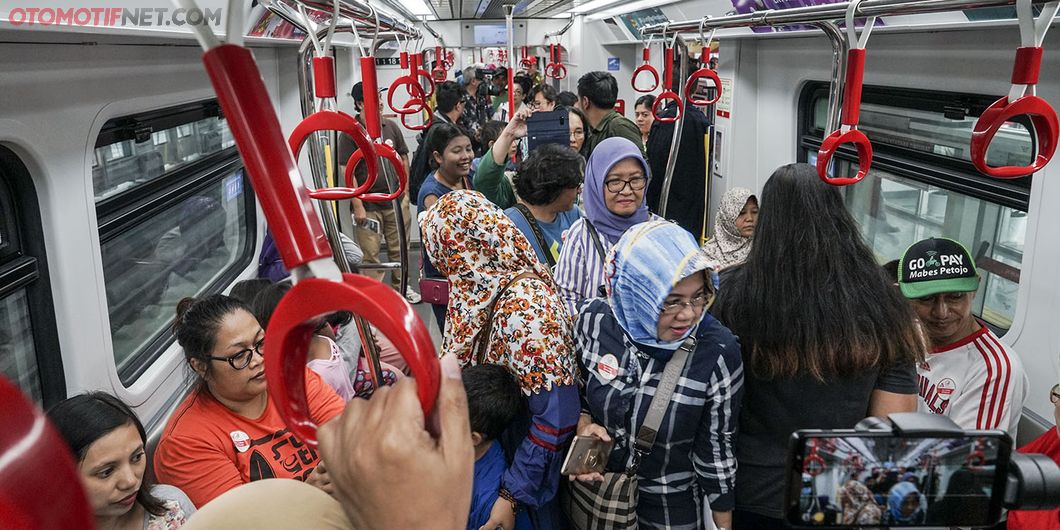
[799,84,1032,332]
[95,101,254,385]
[0,147,64,406]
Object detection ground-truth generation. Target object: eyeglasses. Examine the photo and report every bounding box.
[604,176,647,193]
[209,337,265,370]
[661,294,713,315]
[1051,383,1060,404]
[570,129,585,139]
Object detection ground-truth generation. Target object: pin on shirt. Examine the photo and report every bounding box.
[230,430,251,453]
[598,353,620,381]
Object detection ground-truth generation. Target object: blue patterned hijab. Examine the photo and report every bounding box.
[604,221,715,352]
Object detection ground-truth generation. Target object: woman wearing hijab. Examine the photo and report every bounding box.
[839,480,882,525]
[572,221,744,529]
[885,481,926,524]
[420,190,580,530]
[702,188,758,270]
[554,137,660,315]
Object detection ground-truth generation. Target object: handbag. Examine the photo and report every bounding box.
[418,278,449,306]
[562,336,696,530]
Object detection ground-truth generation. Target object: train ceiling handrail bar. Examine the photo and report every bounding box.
[641,0,1055,35]
[545,15,576,38]
[260,0,421,40]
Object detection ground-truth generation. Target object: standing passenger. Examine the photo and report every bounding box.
[506,143,583,267]
[896,237,1028,437]
[572,220,743,529]
[577,72,644,157]
[710,164,924,529]
[421,191,580,530]
[701,188,758,270]
[555,137,659,315]
[154,295,344,507]
[633,94,656,149]
[409,81,466,204]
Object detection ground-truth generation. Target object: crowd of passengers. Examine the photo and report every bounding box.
[44,68,1057,530]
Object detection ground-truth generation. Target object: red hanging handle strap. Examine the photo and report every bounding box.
[290,111,380,201]
[684,30,722,106]
[653,44,683,123]
[632,42,660,93]
[360,56,381,140]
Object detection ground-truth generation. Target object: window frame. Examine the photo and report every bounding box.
[0,146,65,407]
[94,101,256,386]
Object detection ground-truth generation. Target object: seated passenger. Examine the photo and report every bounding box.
[257,229,362,283]
[47,392,196,529]
[572,220,743,529]
[1007,384,1060,530]
[505,143,583,268]
[896,237,1028,437]
[555,137,660,315]
[420,190,579,529]
[154,295,344,507]
[463,364,531,530]
[701,187,758,270]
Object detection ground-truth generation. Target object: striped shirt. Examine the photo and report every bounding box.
[916,323,1028,437]
[575,299,744,529]
[554,214,661,316]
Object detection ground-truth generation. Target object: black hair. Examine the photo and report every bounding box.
[515,143,584,206]
[229,278,272,305]
[531,84,557,105]
[577,71,618,110]
[462,364,523,441]
[512,75,532,103]
[712,163,924,380]
[480,120,506,149]
[436,81,463,114]
[173,294,254,379]
[47,392,168,516]
[557,91,578,107]
[882,260,900,283]
[635,94,657,110]
[562,105,591,156]
[251,280,292,330]
[425,122,471,170]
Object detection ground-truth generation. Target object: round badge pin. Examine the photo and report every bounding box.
[230,430,252,453]
[597,353,620,381]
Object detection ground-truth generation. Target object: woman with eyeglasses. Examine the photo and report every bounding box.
[154,294,345,508]
[571,220,743,529]
[555,136,660,315]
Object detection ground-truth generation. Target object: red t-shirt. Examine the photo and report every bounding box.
[1007,427,1060,530]
[154,369,345,507]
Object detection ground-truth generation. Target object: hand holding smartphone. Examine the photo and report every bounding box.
[561,434,614,476]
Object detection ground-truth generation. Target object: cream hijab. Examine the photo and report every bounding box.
[702,187,756,269]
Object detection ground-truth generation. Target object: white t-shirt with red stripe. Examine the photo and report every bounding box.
[916,324,1028,437]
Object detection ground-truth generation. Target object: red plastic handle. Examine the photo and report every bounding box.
[264,273,440,445]
[401,99,433,131]
[816,128,873,186]
[663,46,674,90]
[642,46,651,62]
[203,44,331,270]
[388,76,427,115]
[841,48,866,126]
[684,68,722,106]
[312,56,336,99]
[803,454,827,476]
[400,51,409,69]
[360,56,381,140]
[971,95,1058,178]
[653,90,683,123]
[632,64,660,93]
[432,65,447,82]
[551,63,567,80]
[289,110,379,198]
[341,143,409,202]
[521,56,535,70]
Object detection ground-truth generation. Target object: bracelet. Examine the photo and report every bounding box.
[498,487,521,515]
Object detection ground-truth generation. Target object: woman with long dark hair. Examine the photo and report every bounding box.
[711,163,924,529]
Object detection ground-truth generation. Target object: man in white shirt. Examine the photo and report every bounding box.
[898,237,1028,437]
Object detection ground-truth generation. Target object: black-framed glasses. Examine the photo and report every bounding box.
[1051,383,1060,404]
[604,176,647,193]
[661,293,714,315]
[209,338,265,370]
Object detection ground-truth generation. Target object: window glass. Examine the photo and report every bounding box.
[818,157,1024,330]
[810,100,1034,167]
[0,290,42,402]
[92,116,236,202]
[102,170,249,371]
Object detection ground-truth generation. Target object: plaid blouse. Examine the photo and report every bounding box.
[575,299,744,529]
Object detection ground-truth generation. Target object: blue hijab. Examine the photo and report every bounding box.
[605,221,715,355]
[887,481,925,524]
[583,137,651,242]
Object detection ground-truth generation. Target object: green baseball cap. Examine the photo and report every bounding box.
[897,237,980,299]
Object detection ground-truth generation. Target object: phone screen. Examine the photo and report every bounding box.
[787,433,1011,528]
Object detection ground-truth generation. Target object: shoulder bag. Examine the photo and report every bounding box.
[513,203,557,268]
[471,271,542,365]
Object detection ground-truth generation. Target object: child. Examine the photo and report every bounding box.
[462,364,529,530]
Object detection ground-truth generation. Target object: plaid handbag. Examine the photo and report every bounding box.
[561,337,696,530]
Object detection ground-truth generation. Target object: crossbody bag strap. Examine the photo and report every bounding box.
[584,219,608,297]
[631,336,697,468]
[513,204,557,268]
[472,271,541,365]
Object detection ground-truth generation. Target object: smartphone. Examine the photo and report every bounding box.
[525,109,571,155]
[785,430,1013,528]
[561,435,614,476]
[358,218,381,234]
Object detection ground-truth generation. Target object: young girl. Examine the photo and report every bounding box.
[48,392,196,529]
[252,281,400,400]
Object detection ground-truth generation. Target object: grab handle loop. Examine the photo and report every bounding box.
[685,18,722,106]
[816,0,876,186]
[341,144,409,202]
[653,28,683,123]
[632,36,660,93]
[970,0,1059,178]
[290,111,380,200]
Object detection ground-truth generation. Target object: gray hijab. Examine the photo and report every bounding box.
[702,187,756,269]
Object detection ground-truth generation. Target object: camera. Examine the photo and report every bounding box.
[785,413,1060,528]
[477,68,502,97]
